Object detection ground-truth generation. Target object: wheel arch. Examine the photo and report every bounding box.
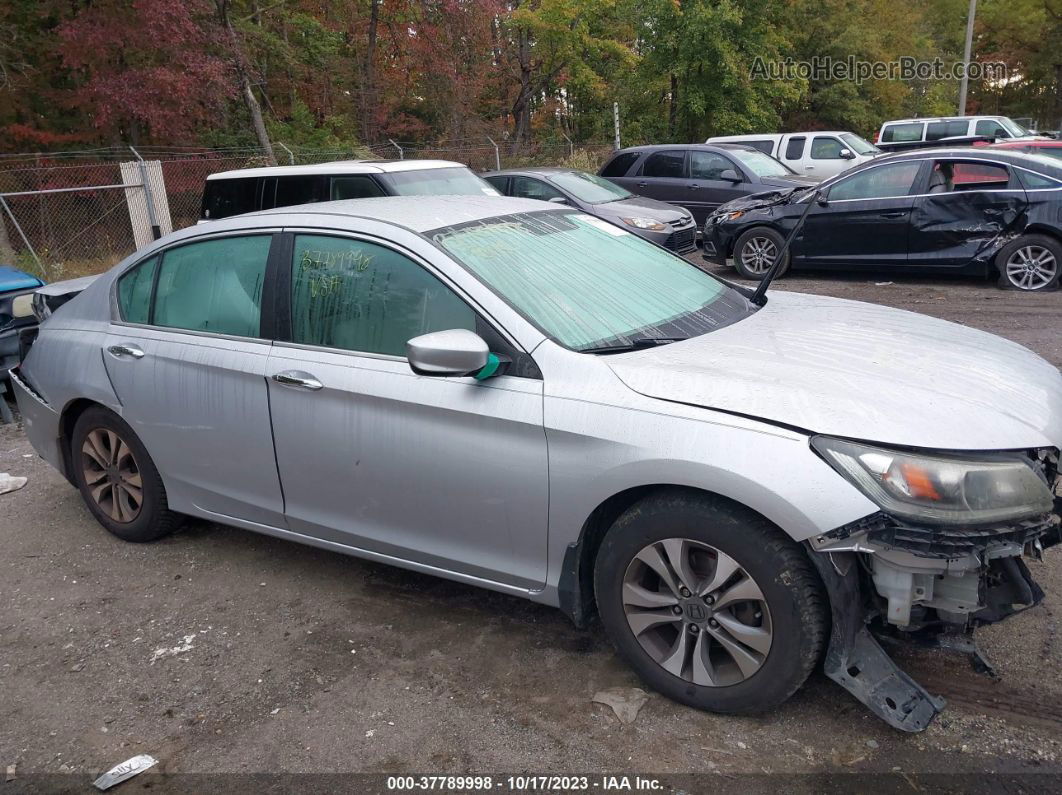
[557,483,819,628]
[57,398,110,485]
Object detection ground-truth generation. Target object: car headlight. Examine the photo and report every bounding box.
[724,210,744,221]
[621,217,667,231]
[811,436,1054,525]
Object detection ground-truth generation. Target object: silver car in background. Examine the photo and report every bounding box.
[12,196,1062,732]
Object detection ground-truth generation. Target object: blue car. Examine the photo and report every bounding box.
[0,264,44,379]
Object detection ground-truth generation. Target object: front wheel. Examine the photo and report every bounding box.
[996,234,1060,291]
[733,227,790,281]
[594,491,827,714]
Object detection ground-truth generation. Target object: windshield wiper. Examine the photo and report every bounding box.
[580,336,688,354]
[749,187,823,307]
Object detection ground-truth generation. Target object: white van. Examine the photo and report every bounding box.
[704,132,880,177]
[199,159,499,221]
[875,116,1047,148]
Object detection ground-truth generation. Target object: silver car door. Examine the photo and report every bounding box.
[103,232,286,527]
[266,232,548,589]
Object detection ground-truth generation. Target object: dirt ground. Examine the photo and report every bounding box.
[1,263,1061,791]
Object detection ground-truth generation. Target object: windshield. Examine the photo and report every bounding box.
[998,117,1030,137]
[546,171,631,203]
[432,211,752,351]
[840,133,880,155]
[378,167,500,197]
[727,148,794,177]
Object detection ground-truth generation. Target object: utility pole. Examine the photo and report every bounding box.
[958,0,977,116]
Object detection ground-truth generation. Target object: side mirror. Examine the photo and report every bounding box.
[816,192,830,207]
[407,329,490,377]
[548,196,569,204]
[719,169,742,183]
[839,148,855,160]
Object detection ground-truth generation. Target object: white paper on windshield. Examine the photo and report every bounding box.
[575,214,628,236]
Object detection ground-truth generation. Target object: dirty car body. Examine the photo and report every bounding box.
[704,148,1062,289]
[12,196,1062,732]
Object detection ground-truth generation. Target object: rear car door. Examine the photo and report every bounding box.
[908,158,1028,269]
[780,135,807,171]
[798,160,925,268]
[631,149,689,207]
[687,150,751,224]
[102,232,286,527]
[265,232,549,589]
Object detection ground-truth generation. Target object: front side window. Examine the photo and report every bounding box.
[331,176,385,200]
[432,212,751,351]
[377,167,499,196]
[881,123,924,143]
[839,133,880,154]
[690,151,733,180]
[509,176,564,202]
[975,119,1009,138]
[153,235,270,337]
[828,162,922,201]
[290,234,475,356]
[811,136,845,159]
[642,151,687,178]
[116,256,158,324]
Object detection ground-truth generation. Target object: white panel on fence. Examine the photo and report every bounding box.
[120,160,172,250]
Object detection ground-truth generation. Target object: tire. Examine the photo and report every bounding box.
[594,490,827,715]
[996,234,1061,292]
[733,227,790,281]
[70,406,181,543]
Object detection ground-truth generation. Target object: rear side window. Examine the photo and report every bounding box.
[290,234,475,356]
[153,236,271,337]
[946,161,1010,190]
[784,137,805,160]
[926,120,969,140]
[828,161,922,200]
[811,136,844,159]
[880,123,924,143]
[600,152,639,178]
[117,256,158,324]
[274,176,322,209]
[201,178,258,220]
[330,176,385,200]
[642,150,686,178]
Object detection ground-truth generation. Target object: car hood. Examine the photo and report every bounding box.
[593,196,692,223]
[0,265,43,293]
[607,291,1062,451]
[758,174,822,189]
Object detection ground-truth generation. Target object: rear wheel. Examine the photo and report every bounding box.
[71,407,181,542]
[733,227,790,281]
[996,234,1060,291]
[594,491,826,714]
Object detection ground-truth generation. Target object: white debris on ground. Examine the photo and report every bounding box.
[591,687,650,725]
[0,472,27,495]
[148,634,197,665]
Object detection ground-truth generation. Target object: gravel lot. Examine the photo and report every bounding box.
[1,263,1061,790]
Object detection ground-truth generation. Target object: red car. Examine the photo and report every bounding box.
[985,139,1062,163]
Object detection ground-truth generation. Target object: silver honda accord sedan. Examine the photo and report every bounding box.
[11,195,1062,732]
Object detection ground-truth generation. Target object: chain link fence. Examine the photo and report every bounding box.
[0,140,616,283]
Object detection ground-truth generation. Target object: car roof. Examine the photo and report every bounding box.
[820,146,1062,185]
[709,132,852,138]
[206,159,470,181]
[248,194,553,233]
[610,143,746,155]
[880,116,1003,126]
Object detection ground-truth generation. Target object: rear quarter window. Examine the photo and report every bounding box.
[201,178,258,220]
[600,152,640,178]
[117,256,159,324]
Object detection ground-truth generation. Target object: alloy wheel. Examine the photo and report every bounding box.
[739,237,777,275]
[1005,245,1057,290]
[81,428,143,523]
[621,538,772,687]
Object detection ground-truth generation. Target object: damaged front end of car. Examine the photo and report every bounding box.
[806,439,1060,732]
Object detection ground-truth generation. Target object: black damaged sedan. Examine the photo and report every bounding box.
[703,148,1062,291]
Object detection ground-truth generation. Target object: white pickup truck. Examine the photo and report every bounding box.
[705,131,881,178]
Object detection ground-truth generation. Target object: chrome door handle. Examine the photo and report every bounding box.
[880,210,908,218]
[271,370,323,391]
[107,344,144,359]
